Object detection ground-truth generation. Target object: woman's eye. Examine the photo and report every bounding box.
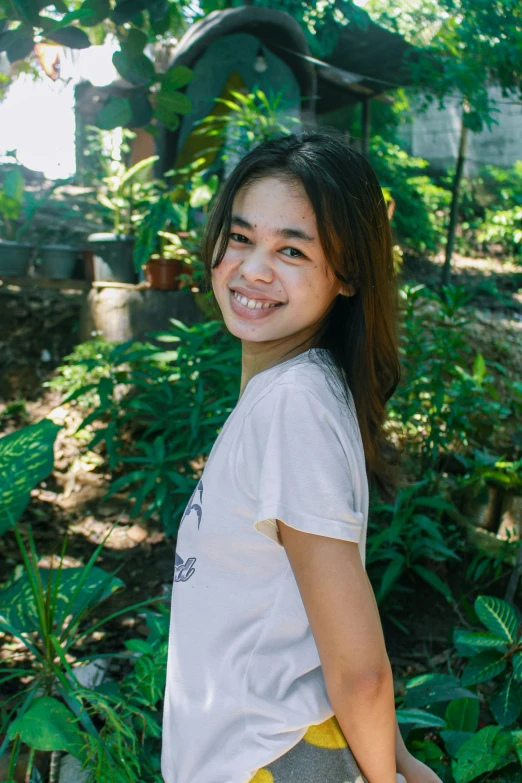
[229,234,304,260]
[281,247,304,259]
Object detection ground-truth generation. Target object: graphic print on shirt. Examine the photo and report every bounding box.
[174,478,203,583]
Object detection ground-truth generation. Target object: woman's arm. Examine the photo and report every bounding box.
[278,520,397,783]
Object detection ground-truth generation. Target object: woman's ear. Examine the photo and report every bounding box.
[340,282,357,297]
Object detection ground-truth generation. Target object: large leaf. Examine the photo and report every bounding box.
[453,629,509,653]
[395,708,447,728]
[0,26,34,62]
[113,49,155,86]
[452,725,514,783]
[474,595,519,643]
[111,0,149,24]
[95,95,132,129]
[0,566,124,638]
[444,698,479,733]
[46,26,91,49]
[76,0,110,27]
[404,673,479,708]
[513,651,522,680]
[440,730,475,757]
[7,696,84,756]
[461,650,507,686]
[0,419,61,535]
[129,91,153,127]
[161,64,193,90]
[157,88,192,115]
[489,676,522,726]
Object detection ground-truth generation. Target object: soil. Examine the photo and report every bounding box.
[0,251,521,709]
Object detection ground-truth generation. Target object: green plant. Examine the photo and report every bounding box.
[0,418,61,535]
[370,136,452,254]
[96,155,160,236]
[394,595,522,783]
[55,319,242,536]
[194,88,302,172]
[0,522,163,776]
[0,168,24,241]
[367,477,462,621]
[392,284,515,474]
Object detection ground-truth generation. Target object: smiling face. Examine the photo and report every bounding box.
[211,176,354,374]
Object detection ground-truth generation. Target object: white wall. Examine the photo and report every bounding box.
[397,85,522,174]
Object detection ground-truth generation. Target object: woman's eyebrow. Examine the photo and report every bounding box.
[231,214,316,243]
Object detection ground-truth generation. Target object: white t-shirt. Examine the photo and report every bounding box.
[161,347,369,783]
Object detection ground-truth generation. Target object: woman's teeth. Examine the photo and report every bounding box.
[232,290,283,310]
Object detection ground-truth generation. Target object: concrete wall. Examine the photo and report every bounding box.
[397,86,522,174]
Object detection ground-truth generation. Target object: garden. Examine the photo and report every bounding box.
[0,0,522,781]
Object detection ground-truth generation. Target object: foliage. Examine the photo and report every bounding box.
[369,136,451,254]
[392,284,520,472]
[0,0,194,132]
[0,418,61,535]
[132,157,218,269]
[0,521,163,774]
[52,319,242,536]
[433,161,522,259]
[367,478,462,618]
[195,88,302,174]
[96,154,159,236]
[365,0,522,134]
[0,164,64,243]
[395,595,522,783]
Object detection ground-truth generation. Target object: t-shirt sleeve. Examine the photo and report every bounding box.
[244,382,365,548]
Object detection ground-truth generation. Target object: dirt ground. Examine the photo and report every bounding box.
[1,251,521,698]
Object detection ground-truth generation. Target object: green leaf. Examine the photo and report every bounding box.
[444,698,479,733]
[129,92,153,127]
[405,673,479,708]
[474,595,519,643]
[452,725,512,783]
[7,696,84,756]
[125,27,147,57]
[111,0,149,25]
[489,676,522,726]
[473,353,486,383]
[440,730,475,758]
[376,554,405,602]
[411,564,453,602]
[513,651,522,680]
[0,419,61,534]
[161,64,193,90]
[46,26,91,49]
[124,638,154,655]
[67,0,110,27]
[156,89,192,123]
[0,26,34,62]
[453,629,509,653]
[395,708,447,728]
[113,49,155,86]
[12,0,40,25]
[461,650,507,686]
[95,96,132,130]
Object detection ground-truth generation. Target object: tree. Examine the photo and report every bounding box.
[365,0,522,287]
[0,0,197,133]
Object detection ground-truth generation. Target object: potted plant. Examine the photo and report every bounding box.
[0,168,34,276]
[134,167,218,291]
[88,155,159,284]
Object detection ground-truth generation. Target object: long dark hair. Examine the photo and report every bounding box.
[200,130,402,501]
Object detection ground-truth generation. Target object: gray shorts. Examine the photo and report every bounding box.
[249,715,370,783]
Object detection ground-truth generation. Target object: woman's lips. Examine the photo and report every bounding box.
[229,289,286,319]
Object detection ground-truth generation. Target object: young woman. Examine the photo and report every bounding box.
[161,131,443,783]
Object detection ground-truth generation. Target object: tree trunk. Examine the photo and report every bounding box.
[441,103,469,289]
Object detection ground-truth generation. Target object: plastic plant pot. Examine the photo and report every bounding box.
[88,233,137,284]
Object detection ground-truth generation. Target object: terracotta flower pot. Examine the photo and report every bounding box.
[144,257,184,290]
